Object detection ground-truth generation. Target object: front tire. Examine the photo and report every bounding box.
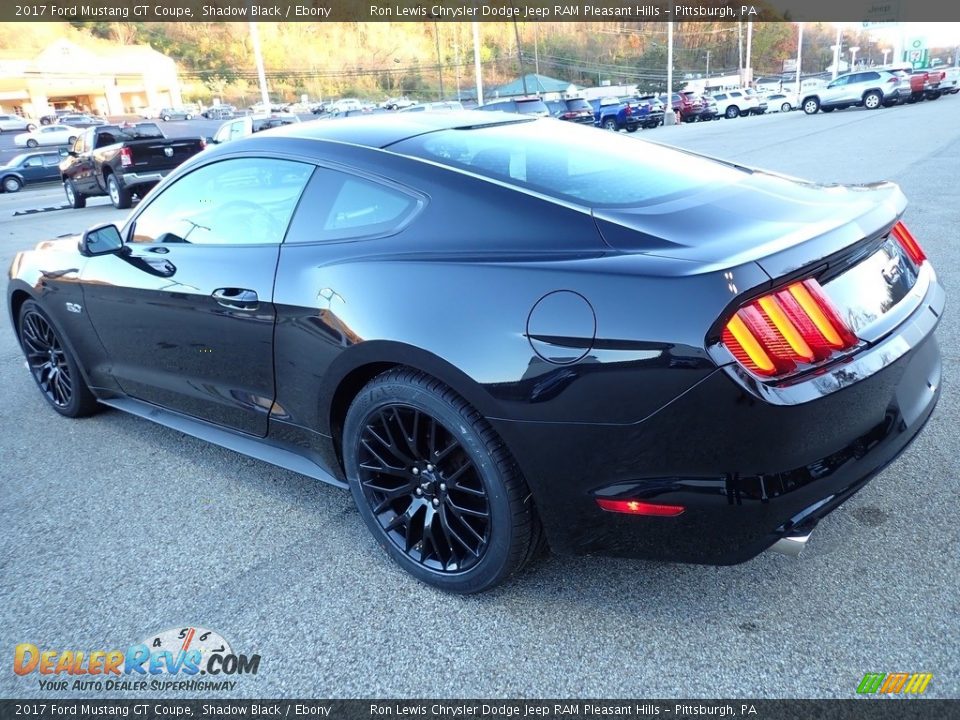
[106,174,132,209]
[781,102,792,112]
[343,369,543,593]
[17,300,99,418]
[803,98,820,114]
[3,175,22,193]
[725,106,740,119]
[64,179,86,208]
[26,123,37,132]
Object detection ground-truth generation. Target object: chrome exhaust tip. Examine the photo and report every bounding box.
[769,532,812,558]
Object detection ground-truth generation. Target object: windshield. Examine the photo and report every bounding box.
[392,119,747,208]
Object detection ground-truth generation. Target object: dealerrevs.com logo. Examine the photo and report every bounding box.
[13,626,261,692]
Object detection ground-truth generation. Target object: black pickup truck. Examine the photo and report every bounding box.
[60,122,205,209]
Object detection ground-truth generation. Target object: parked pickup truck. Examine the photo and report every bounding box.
[60,122,205,209]
[888,66,946,103]
[588,97,639,132]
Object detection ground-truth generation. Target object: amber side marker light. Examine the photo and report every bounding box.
[596,499,686,517]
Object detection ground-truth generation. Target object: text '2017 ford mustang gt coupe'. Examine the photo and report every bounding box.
[8,112,943,593]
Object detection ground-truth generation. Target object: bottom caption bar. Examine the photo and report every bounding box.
[0,700,954,720]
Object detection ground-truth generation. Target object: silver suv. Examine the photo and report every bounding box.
[801,70,902,115]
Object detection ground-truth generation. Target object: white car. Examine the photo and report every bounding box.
[0,113,38,133]
[330,98,363,113]
[710,89,764,118]
[764,93,801,113]
[13,124,79,148]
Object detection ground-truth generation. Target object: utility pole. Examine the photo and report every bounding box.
[795,22,803,94]
[832,25,842,79]
[738,22,744,80]
[534,22,540,83]
[249,22,269,107]
[746,21,753,85]
[512,18,527,95]
[664,22,676,125]
[705,50,710,78]
[434,21,444,100]
[472,20,483,105]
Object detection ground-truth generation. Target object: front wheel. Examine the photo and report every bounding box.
[26,123,37,132]
[781,102,792,113]
[803,98,820,114]
[106,174,132,209]
[161,115,170,121]
[3,175,23,193]
[725,106,740,119]
[343,369,544,593]
[863,91,882,110]
[64,179,86,208]
[17,300,99,418]
[26,139,38,148]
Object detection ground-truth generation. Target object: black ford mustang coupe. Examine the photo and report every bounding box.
[7,113,943,592]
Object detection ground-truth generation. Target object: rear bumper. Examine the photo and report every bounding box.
[490,281,943,565]
[119,170,170,189]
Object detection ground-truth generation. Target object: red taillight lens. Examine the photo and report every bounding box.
[625,106,632,116]
[119,146,132,168]
[891,221,926,265]
[596,498,685,517]
[721,278,858,379]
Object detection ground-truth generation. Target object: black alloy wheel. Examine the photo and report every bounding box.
[17,301,98,417]
[344,369,543,593]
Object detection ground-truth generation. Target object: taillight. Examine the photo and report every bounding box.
[119,146,132,168]
[625,105,632,116]
[891,220,926,265]
[596,498,685,517]
[721,278,858,379]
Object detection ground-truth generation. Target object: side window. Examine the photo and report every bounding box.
[44,154,62,167]
[229,121,248,140]
[285,168,421,243]
[23,156,43,168]
[129,157,313,246]
[213,122,232,144]
[863,72,879,82]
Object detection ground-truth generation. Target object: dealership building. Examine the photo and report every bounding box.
[0,39,183,117]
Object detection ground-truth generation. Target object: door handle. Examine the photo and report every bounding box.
[212,288,259,310]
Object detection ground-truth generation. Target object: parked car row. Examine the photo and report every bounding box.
[798,66,957,115]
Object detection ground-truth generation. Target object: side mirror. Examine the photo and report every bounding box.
[205,136,216,145]
[80,223,124,256]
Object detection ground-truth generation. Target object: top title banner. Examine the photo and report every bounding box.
[3,0,959,22]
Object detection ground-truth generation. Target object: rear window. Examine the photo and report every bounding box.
[392,119,746,208]
[516,99,549,114]
[566,99,592,111]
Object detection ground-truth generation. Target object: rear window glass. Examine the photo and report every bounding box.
[516,99,549,113]
[566,99,592,111]
[392,119,746,207]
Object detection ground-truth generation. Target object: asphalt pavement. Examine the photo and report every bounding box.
[0,100,957,699]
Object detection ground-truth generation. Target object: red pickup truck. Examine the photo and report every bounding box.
[891,67,946,103]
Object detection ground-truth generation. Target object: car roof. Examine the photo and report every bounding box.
[263,110,530,149]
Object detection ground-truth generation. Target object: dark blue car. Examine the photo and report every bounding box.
[0,150,65,193]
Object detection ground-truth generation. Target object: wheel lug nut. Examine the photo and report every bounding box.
[432,498,440,507]
[415,488,423,496]
[439,483,446,491]
[412,468,419,475]
[426,464,434,471]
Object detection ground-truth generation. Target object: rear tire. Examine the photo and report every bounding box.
[26,123,37,132]
[343,368,544,593]
[863,91,882,110]
[781,102,792,112]
[106,174,132,209]
[64,179,86,209]
[725,106,740,119]
[602,117,617,131]
[803,98,820,114]
[17,300,99,418]
[26,139,38,148]
[822,106,835,113]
